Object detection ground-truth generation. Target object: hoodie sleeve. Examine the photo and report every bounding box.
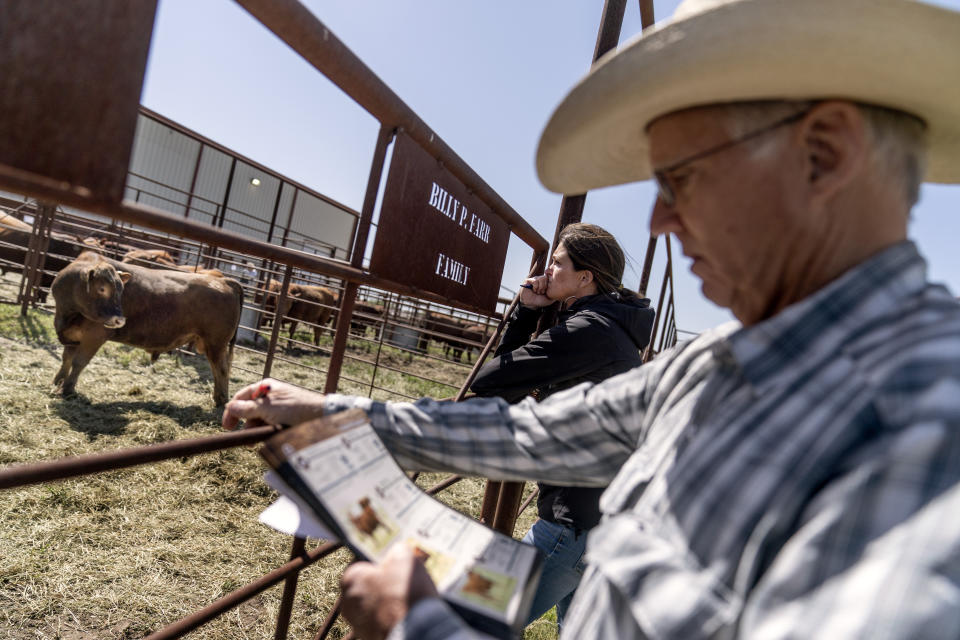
[491,304,544,356]
[470,310,614,403]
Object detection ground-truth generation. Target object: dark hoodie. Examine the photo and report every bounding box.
[470,292,655,530]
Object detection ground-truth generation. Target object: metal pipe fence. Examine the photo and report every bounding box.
[0,1,679,638]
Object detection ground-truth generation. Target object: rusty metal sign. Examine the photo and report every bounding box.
[0,1,157,202]
[370,132,509,313]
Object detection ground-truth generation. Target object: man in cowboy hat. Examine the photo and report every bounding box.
[223,0,960,637]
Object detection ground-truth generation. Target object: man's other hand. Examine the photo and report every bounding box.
[341,544,440,640]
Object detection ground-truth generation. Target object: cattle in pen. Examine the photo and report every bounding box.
[282,284,336,346]
[51,252,244,406]
[258,279,337,346]
[121,249,225,277]
[0,215,94,303]
[418,311,488,362]
[350,301,384,339]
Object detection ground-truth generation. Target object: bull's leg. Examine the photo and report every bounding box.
[53,344,77,389]
[58,337,106,396]
[206,344,233,407]
[287,320,299,342]
[313,325,321,346]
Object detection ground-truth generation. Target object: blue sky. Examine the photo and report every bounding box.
[142,0,960,333]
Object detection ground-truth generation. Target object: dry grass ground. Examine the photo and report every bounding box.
[0,282,555,639]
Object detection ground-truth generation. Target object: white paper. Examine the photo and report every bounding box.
[258,494,338,540]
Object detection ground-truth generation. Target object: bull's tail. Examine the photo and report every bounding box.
[225,278,245,360]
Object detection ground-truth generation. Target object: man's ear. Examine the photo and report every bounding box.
[798,101,868,202]
[579,270,594,289]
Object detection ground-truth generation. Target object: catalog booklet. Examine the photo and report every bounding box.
[259,408,542,639]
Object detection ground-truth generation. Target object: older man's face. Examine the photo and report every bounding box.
[647,106,810,325]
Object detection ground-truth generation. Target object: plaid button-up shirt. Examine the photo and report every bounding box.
[325,240,960,639]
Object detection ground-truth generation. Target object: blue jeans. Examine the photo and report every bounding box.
[522,518,588,630]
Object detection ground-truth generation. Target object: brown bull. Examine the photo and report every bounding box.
[122,249,224,277]
[0,218,93,303]
[418,312,487,362]
[350,301,384,338]
[280,284,336,346]
[51,252,244,406]
[259,279,336,345]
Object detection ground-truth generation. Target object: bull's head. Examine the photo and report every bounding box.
[79,259,130,329]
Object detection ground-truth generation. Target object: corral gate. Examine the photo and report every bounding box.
[0,1,678,638]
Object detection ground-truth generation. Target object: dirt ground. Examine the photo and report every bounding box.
[0,298,550,640]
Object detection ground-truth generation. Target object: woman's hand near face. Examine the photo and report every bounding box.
[221,378,326,430]
[519,275,553,308]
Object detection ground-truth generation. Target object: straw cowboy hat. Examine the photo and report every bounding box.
[536,0,960,194]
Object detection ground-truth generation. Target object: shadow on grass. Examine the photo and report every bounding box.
[53,395,221,441]
[17,313,57,344]
[147,348,218,385]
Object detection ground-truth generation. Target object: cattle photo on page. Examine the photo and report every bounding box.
[51,252,244,406]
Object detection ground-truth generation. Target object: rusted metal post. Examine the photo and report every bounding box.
[368,292,395,396]
[479,481,502,527]
[492,481,525,535]
[639,0,656,28]
[635,0,659,298]
[18,201,55,314]
[483,0,629,537]
[643,262,671,363]
[637,234,658,296]
[518,486,540,516]
[658,294,673,352]
[324,124,393,394]
[262,264,294,378]
[550,195,586,255]
[312,597,342,640]
[273,536,307,640]
[17,202,44,311]
[546,0,627,255]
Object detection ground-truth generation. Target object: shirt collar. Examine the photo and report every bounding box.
[725,240,928,393]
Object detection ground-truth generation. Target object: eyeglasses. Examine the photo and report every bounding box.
[652,109,811,207]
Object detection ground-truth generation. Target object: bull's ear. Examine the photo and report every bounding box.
[81,265,93,291]
[118,271,131,284]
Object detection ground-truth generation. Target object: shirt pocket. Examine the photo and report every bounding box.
[586,512,743,639]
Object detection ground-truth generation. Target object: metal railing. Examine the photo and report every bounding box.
[0,1,680,638]
[0,1,550,638]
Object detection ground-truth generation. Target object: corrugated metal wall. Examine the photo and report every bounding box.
[127,116,198,215]
[125,111,358,260]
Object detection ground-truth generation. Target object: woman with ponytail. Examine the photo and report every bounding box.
[471,222,655,630]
